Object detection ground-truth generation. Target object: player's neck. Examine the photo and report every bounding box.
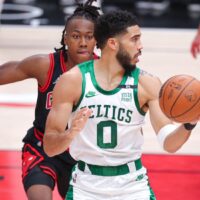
[65,57,80,70]
[94,56,125,91]
[99,52,124,72]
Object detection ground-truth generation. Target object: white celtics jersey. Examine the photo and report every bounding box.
[69,60,146,166]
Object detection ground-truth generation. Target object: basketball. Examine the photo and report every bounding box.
[159,74,200,123]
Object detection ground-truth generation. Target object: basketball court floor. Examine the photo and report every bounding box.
[0,26,200,199]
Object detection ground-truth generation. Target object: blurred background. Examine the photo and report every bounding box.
[1,1,200,200]
[0,0,200,28]
[1,0,200,151]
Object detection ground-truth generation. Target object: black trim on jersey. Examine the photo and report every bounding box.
[39,53,55,92]
[117,85,137,89]
[33,51,67,133]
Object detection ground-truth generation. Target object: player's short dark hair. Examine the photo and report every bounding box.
[55,0,100,61]
[94,10,139,49]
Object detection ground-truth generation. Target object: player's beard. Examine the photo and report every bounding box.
[116,43,136,75]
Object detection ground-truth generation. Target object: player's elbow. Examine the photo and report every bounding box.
[164,147,178,153]
[43,135,57,157]
[43,145,55,157]
[163,142,180,153]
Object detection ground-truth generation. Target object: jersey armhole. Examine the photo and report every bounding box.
[39,53,55,93]
[72,66,86,112]
[132,68,146,116]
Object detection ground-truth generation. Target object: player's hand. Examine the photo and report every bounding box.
[191,34,200,59]
[70,107,92,135]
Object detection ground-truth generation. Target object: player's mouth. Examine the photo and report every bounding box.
[134,51,142,62]
[77,50,90,56]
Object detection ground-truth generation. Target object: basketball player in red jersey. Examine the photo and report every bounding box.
[0,1,100,199]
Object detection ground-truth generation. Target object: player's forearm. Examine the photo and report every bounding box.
[43,129,77,157]
[0,61,25,84]
[163,124,193,153]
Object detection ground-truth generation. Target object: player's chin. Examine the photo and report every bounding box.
[131,58,139,65]
[133,54,141,64]
[77,54,93,62]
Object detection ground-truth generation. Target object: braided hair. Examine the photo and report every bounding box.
[55,0,100,61]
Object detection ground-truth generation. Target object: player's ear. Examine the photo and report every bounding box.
[107,38,119,51]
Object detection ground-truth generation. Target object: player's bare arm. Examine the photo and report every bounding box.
[0,54,50,85]
[139,72,193,153]
[44,67,92,157]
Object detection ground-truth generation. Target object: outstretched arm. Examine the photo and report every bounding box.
[0,54,49,85]
[43,68,92,157]
[191,25,200,59]
[0,61,25,84]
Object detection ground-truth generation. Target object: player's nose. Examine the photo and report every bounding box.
[80,37,87,47]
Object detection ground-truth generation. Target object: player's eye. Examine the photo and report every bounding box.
[86,35,94,40]
[72,35,80,39]
[131,37,138,42]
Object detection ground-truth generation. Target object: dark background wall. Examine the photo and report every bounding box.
[1,0,200,28]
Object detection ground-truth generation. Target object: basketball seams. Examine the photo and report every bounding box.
[173,96,200,121]
[170,78,196,118]
[160,76,175,118]
[159,75,200,123]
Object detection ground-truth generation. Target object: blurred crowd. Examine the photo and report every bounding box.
[5,0,200,19]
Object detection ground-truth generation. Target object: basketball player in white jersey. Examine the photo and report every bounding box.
[44,10,198,200]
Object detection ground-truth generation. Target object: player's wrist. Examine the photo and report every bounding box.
[183,123,197,131]
[68,127,80,137]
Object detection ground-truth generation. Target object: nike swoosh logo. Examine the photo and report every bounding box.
[85,91,98,98]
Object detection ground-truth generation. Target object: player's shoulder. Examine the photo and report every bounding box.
[22,54,50,66]
[59,60,93,85]
[55,65,82,100]
[59,65,82,84]
[17,53,52,82]
[17,54,50,73]
[139,69,161,85]
[138,68,162,98]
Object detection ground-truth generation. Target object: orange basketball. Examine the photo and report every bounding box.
[159,74,200,123]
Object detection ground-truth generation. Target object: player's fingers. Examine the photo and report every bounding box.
[75,107,89,119]
[72,108,92,129]
[191,44,196,58]
[193,47,198,59]
[82,108,92,118]
[197,43,200,54]
[80,107,91,115]
[72,118,88,132]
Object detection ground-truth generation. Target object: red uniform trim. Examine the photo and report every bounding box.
[40,165,57,181]
[60,51,67,72]
[93,53,99,60]
[22,144,44,179]
[39,53,55,92]
[34,128,44,141]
